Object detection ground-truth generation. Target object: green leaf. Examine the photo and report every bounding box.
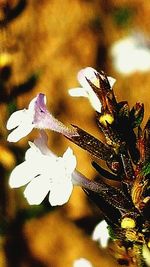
[130,103,144,128]
[141,162,150,176]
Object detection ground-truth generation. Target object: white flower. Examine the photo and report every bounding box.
[73,258,93,267]
[9,131,77,206]
[92,220,109,248]
[6,97,37,142]
[7,93,78,143]
[111,33,150,74]
[69,67,116,112]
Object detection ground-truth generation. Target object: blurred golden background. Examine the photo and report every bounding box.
[0,0,150,266]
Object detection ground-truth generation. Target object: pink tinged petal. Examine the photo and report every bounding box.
[6,109,27,130]
[24,175,51,205]
[9,161,37,188]
[68,88,88,97]
[34,130,56,156]
[49,179,73,206]
[33,93,78,138]
[33,93,47,118]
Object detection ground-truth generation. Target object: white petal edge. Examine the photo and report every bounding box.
[88,91,102,113]
[25,144,42,161]
[78,67,98,82]
[77,67,98,89]
[49,179,73,206]
[108,76,116,88]
[24,175,51,205]
[9,161,37,188]
[28,96,38,109]
[6,109,27,130]
[7,123,34,142]
[68,88,88,97]
[62,147,77,174]
[92,220,109,248]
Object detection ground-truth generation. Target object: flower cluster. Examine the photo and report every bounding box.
[9,131,76,206]
[7,67,150,265]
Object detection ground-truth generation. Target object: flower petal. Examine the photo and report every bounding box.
[108,76,116,88]
[76,67,102,112]
[28,96,38,110]
[68,88,88,97]
[49,179,73,206]
[25,144,41,161]
[7,96,38,142]
[62,147,77,173]
[78,67,98,88]
[88,91,102,112]
[24,175,50,205]
[9,161,37,188]
[92,220,109,248]
[7,123,34,142]
[6,109,27,130]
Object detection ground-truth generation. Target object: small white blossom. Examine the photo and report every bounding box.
[9,131,77,206]
[7,93,78,143]
[111,33,150,74]
[69,67,116,112]
[6,97,37,142]
[92,220,109,248]
[73,258,93,267]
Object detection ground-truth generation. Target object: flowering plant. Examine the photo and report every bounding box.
[7,67,150,266]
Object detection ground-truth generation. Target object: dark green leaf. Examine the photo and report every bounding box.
[142,162,150,176]
[130,103,144,128]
